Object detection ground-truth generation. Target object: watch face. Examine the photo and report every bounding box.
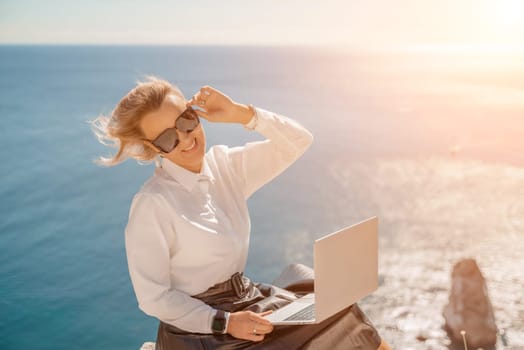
[212,311,227,334]
[212,317,226,333]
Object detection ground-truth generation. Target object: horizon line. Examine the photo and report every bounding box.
[1,42,524,54]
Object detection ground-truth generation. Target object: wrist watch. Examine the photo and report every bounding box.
[211,310,230,335]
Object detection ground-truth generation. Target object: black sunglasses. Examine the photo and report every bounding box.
[143,106,200,153]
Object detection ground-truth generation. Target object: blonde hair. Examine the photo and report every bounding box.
[89,75,183,167]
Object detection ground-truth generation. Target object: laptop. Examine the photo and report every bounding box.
[264,216,378,325]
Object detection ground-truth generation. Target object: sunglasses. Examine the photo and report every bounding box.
[143,106,200,153]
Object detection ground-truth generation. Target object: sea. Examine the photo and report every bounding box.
[0,45,523,349]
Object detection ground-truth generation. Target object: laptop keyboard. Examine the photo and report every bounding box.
[283,304,315,321]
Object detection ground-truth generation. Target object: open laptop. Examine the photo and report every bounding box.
[264,216,378,325]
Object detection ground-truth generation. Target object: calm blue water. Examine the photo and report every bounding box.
[1,45,523,349]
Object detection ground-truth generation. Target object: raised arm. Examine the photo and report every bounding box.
[124,193,216,333]
[227,106,314,199]
[185,86,314,199]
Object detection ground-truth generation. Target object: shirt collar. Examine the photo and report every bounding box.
[159,157,215,192]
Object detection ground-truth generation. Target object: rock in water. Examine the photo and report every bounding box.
[443,258,497,348]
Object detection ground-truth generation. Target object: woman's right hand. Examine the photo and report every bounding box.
[186,86,254,125]
[226,310,274,342]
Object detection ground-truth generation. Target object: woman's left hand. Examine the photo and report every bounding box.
[186,86,254,125]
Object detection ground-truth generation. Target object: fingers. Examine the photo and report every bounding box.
[259,310,274,317]
[228,310,274,342]
[250,322,273,334]
[186,96,204,108]
[247,312,274,335]
[248,311,273,325]
[185,93,209,120]
[246,321,270,342]
[187,86,213,108]
[200,86,212,96]
[246,332,265,342]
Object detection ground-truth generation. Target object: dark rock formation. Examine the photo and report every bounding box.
[443,258,497,349]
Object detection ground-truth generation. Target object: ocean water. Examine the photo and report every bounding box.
[0,45,523,349]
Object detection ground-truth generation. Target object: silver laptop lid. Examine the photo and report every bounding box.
[314,216,378,322]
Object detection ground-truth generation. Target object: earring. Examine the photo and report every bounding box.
[155,155,163,168]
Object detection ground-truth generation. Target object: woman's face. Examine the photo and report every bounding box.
[140,93,206,173]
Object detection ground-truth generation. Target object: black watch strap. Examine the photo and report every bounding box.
[211,310,227,335]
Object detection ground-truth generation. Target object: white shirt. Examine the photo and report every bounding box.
[124,106,314,334]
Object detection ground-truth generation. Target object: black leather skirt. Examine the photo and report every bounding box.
[156,272,382,349]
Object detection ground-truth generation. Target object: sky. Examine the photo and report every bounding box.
[1,0,524,50]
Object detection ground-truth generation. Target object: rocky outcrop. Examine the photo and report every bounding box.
[443,258,497,349]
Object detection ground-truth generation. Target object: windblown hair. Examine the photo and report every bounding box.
[88,76,183,167]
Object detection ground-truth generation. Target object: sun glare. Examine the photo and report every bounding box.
[496,0,524,26]
[490,0,524,40]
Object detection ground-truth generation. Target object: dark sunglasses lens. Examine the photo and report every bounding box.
[153,128,179,153]
[176,109,200,132]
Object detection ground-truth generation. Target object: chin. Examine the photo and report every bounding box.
[175,149,205,172]
[170,130,206,171]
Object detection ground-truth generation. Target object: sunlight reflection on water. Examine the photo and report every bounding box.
[324,157,524,349]
[256,157,524,349]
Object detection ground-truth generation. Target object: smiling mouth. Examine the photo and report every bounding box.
[182,138,197,152]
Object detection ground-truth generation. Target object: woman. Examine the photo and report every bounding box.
[91,76,390,349]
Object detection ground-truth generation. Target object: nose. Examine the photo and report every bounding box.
[176,129,193,146]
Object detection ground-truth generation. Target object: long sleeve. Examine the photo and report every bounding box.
[124,193,216,334]
[227,106,314,199]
